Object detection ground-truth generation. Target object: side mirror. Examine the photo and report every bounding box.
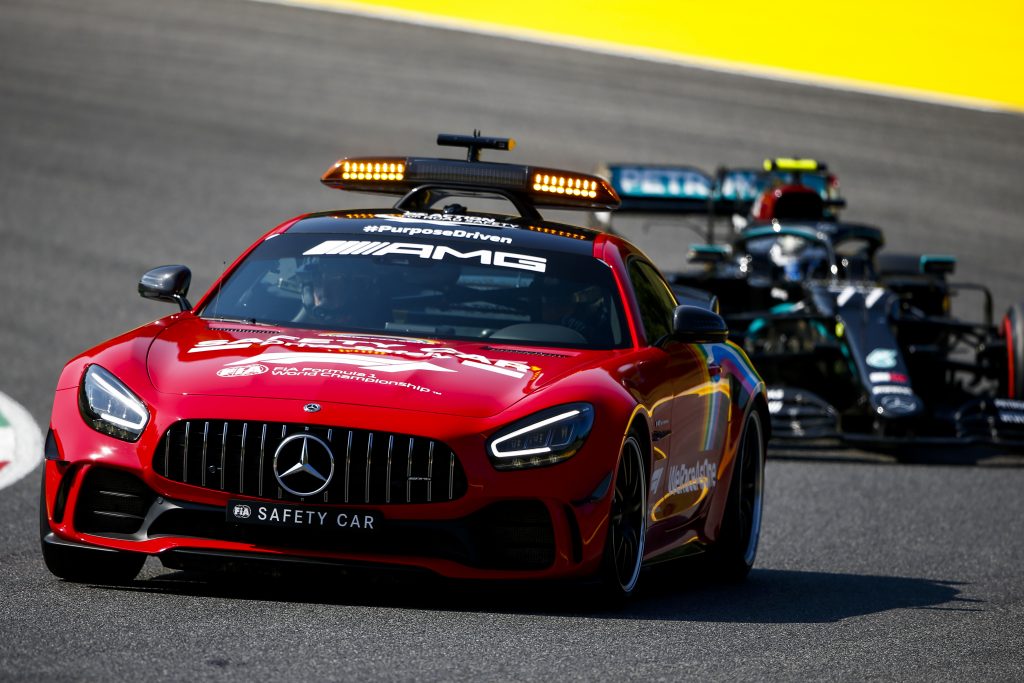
[920,254,956,276]
[139,265,192,311]
[672,304,728,344]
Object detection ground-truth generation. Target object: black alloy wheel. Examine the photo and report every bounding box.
[39,472,145,584]
[601,434,647,598]
[736,410,765,568]
[709,409,765,581]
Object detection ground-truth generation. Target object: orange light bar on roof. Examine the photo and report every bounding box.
[340,160,405,181]
[532,172,599,198]
[323,157,407,189]
[528,167,618,207]
[322,156,620,211]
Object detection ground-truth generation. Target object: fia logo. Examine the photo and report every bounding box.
[232,504,252,519]
[217,364,269,378]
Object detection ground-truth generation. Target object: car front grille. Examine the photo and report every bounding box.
[153,420,467,504]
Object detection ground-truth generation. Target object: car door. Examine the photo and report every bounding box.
[626,258,717,555]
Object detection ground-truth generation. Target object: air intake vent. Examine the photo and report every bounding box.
[74,468,154,535]
[207,327,281,334]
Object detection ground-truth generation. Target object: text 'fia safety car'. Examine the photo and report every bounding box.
[40,133,769,599]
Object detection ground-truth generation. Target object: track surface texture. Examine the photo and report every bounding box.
[2,0,1023,680]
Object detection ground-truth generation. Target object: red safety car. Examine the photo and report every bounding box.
[40,133,769,598]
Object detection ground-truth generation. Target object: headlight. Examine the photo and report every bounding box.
[78,365,150,442]
[488,403,594,470]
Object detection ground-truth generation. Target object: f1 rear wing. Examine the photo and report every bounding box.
[601,163,785,214]
[600,164,717,214]
[595,163,766,241]
[601,157,843,222]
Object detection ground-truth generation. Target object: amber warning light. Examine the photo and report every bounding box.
[320,133,620,212]
[531,169,602,199]
[338,160,405,181]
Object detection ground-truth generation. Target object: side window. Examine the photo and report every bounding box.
[628,259,677,344]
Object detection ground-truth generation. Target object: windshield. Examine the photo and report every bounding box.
[201,233,630,349]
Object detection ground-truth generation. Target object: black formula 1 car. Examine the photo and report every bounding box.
[598,159,1024,450]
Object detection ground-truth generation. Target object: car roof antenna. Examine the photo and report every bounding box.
[436,130,516,162]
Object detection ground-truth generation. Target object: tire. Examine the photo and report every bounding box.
[39,472,145,583]
[708,409,765,582]
[1002,303,1024,399]
[597,433,647,600]
[876,252,923,277]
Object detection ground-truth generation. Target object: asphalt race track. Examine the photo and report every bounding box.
[2,0,1023,680]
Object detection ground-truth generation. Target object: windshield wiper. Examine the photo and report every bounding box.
[202,316,272,326]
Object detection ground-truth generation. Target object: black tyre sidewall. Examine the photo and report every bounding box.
[1003,303,1024,399]
[598,433,647,600]
[876,252,923,277]
[39,469,145,583]
[709,409,765,582]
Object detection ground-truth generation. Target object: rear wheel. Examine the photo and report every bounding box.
[708,409,765,582]
[598,434,647,599]
[1002,303,1024,399]
[39,472,145,583]
[876,252,923,277]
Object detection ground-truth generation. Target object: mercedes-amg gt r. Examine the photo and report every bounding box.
[40,133,769,598]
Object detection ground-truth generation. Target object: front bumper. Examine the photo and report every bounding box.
[42,390,622,581]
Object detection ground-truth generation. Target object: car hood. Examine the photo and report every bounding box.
[146,318,607,418]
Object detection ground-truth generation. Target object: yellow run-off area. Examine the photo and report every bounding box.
[285,0,1023,113]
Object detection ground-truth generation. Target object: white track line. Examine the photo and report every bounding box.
[0,391,43,491]
[246,0,1018,115]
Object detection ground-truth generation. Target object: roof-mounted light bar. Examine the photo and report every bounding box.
[764,157,827,172]
[334,158,406,182]
[321,133,620,212]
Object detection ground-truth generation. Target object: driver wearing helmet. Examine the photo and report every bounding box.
[292,257,382,328]
[768,235,804,281]
[540,282,608,344]
[768,235,829,281]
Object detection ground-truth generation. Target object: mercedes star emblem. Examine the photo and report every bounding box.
[304,403,321,413]
[272,433,335,497]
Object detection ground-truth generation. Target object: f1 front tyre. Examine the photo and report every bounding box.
[1002,302,1024,399]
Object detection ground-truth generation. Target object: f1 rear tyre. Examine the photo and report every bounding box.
[1002,302,1024,399]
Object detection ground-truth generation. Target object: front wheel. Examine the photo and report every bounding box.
[1002,303,1024,399]
[39,473,145,583]
[597,434,647,599]
[708,409,766,582]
